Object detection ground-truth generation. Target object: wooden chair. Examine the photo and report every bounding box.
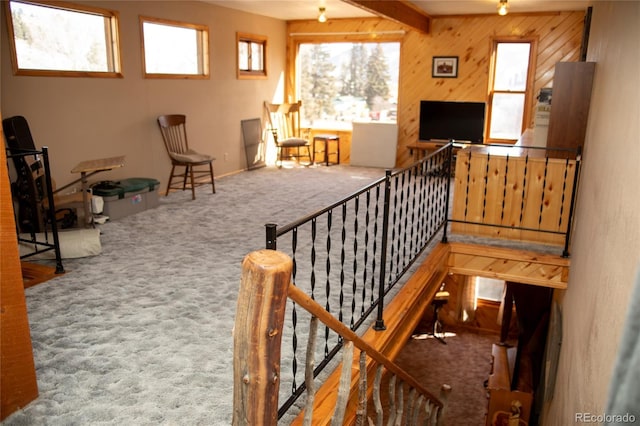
[157,114,215,200]
[263,101,312,167]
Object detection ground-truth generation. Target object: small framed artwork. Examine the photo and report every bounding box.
[432,56,458,78]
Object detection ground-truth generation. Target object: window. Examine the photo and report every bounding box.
[140,16,209,79]
[237,32,267,79]
[475,277,505,302]
[487,40,536,142]
[297,42,400,130]
[4,0,122,77]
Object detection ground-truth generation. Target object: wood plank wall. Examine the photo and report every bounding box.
[0,115,39,421]
[287,11,585,168]
[451,151,577,245]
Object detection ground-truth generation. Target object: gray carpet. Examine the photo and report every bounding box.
[4,165,387,426]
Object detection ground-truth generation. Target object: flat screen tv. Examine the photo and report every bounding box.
[419,100,486,143]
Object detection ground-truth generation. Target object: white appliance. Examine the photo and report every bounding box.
[350,122,398,168]
[533,103,551,147]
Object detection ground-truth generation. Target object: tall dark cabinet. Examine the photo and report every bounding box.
[547,61,596,150]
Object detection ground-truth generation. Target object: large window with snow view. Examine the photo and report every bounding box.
[297,42,400,130]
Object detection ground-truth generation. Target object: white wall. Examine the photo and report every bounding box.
[543,1,640,423]
[1,1,286,190]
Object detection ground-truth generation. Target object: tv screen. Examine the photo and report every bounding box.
[419,100,486,143]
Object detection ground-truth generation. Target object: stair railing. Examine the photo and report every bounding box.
[6,146,64,273]
[237,140,583,422]
[265,146,452,417]
[233,249,450,426]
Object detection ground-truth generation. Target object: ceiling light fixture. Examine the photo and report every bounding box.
[498,0,509,16]
[318,7,327,23]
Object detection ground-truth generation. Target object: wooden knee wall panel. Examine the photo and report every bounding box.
[1,119,39,421]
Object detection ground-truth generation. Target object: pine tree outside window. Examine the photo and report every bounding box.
[297,42,400,130]
[4,0,122,77]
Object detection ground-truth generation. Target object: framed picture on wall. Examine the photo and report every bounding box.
[432,56,458,78]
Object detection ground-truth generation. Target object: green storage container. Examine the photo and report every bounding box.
[92,178,160,220]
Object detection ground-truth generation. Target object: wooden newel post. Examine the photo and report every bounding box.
[233,249,293,425]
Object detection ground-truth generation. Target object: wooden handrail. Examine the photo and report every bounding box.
[233,249,448,425]
[233,250,292,426]
[287,283,444,408]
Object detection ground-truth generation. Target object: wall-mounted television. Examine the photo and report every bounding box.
[419,100,486,143]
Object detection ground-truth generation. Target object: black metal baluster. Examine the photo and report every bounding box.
[339,203,347,324]
[558,157,570,229]
[400,171,408,270]
[416,161,426,250]
[266,223,277,249]
[41,147,64,273]
[388,175,398,287]
[375,170,391,331]
[482,152,490,221]
[440,149,448,225]
[464,150,472,220]
[409,165,418,258]
[311,218,317,300]
[428,155,436,238]
[501,154,510,223]
[371,185,380,305]
[563,147,582,257]
[363,191,371,313]
[291,227,298,393]
[538,157,550,229]
[519,155,529,226]
[351,196,359,329]
[326,210,333,348]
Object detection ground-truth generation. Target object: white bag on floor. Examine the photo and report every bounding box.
[19,228,102,259]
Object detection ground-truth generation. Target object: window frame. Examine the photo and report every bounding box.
[291,35,402,130]
[486,37,538,143]
[475,276,505,303]
[139,15,210,80]
[288,32,403,106]
[237,32,267,79]
[4,0,123,78]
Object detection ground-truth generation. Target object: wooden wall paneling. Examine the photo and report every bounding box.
[501,155,529,241]
[483,155,508,235]
[447,243,570,289]
[285,12,586,168]
[0,117,39,421]
[557,160,576,234]
[451,151,471,233]
[520,158,548,241]
[538,159,575,233]
[452,152,574,245]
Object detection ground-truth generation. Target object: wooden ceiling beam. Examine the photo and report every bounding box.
[342,0,431,34]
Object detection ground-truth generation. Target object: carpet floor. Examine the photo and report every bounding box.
[6,163,518,425]
[396,324,499,425]
[5,165,388,426]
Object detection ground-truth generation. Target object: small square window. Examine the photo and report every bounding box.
[140,16,209,79]
[475,277,505,302]
[4,0,122,77]
[237,32,267,79]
